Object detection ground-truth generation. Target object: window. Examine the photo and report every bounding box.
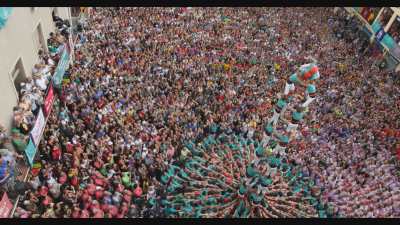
[33,23,46,53]
[386,16,400,61]
[387,16,400,45]
[376,7,393,28]
[11,58,27,98]
[359,7,381,25]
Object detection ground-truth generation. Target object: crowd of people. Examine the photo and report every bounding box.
[0,12,71,207]
[291,9,400,217]
[0,124,15,189]
[9,12,71,156]
[11,7,400,218]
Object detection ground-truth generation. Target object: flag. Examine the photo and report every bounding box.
[0,193,13,218]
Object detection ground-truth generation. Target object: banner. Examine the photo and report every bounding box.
[53,45,70,86]
[376,31,400,60]
[381,34,397,50]
[30,109,45,147]
[371,20,382,33]
[43,83,54,116]
[391,44,400,61]
[371,19,400,60]
[375,27,386,42]
[0,193,13,218]
[24,138,36,167]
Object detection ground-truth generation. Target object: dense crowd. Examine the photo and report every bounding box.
[0,11,71,207]
[12,7,400,218]
[0,124,16,189]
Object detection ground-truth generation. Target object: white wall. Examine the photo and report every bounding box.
[0,7,71,131]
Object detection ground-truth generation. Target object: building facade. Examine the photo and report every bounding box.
[0,7,72,130]
[342,7,400,72]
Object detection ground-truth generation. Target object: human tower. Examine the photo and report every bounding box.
[160,60,324,218]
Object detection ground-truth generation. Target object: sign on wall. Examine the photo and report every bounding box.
[53,45,70,86]
[29,109,45,147]
[376,27,386,42]
[43,83,55,116]
[24,138,36,167]
[372,20,382,33]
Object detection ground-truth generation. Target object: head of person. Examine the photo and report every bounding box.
[296,106,305,113]
[307,84,317,98]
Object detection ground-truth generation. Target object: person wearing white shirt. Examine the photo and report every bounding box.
[34,75,48,91]
[302,84,317,108]
[268,94,288,128]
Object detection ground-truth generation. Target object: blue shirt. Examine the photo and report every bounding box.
[95,90,103,98]
[0,160,8,180]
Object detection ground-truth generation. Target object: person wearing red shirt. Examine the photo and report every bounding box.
[51,146,61,161]
[216,94,225,103]
[134,185,143,198]
[396,146,400,161]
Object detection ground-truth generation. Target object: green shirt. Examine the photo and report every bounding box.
[277,99,287,109]
[210,123,218,133]
[48,45,57,53]
[148,197,156,206]
[229,143,240,151]
[185,141,195,151]
[161,199,170,206]
[12,139,26,153]
[310,71,320,80]
[292,111,304,121]
[293,186,302,193]
[161,175,169,184]
[289,73,299,83]
[278,135,289,144]
[179,170,189,179]
[269,157,281,167]
[233,154,242,160]
[207,197,217,205]
[250,57,257,65]
[250,193,262,204]
[164,207,177,215]
[183,204,193,213]
[207,135,216,145]
[239,184,247,195]
[167,185,175,193]
[260,176,273,186]
[194,208,202,218]
[319,210,327,218]
[246,166,258,177]
[100,167,108,177]
[122,172,131,186]
[264,123,273,134]
[255,146,265,157]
